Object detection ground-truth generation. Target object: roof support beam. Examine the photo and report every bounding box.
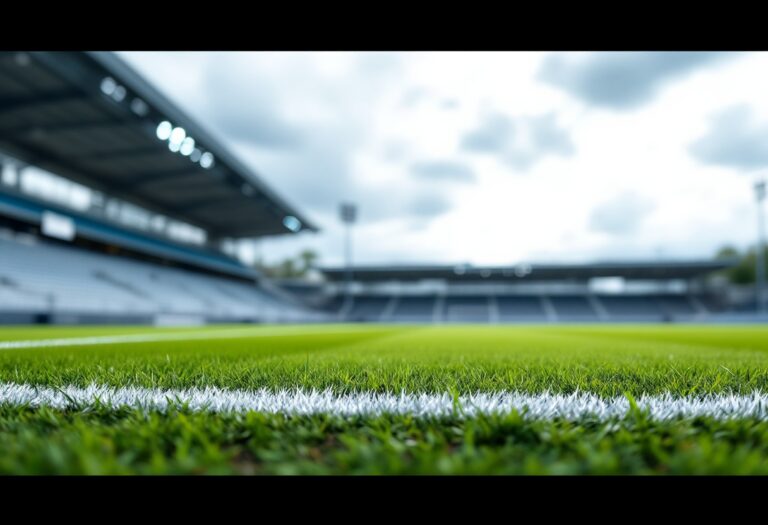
[0,90,88,115]
[65,145,167,162]
[0,119,123,137]
[132,168,212,187]
[165,196,246,214]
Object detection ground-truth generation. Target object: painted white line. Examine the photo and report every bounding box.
[2,383,768,420]
[0,327,366,350]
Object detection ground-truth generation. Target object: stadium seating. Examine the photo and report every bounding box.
[317,291,720,323]
[443,296,491,322]
[495,295,548,321]
[657,294,698,315]
[0,236,316,323]
[598,295,670,319]
[347,296,391,321]
[0,235,732,325]
[549,295,599,320]
[389,296,436,322]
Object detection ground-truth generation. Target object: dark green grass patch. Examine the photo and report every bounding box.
[2,405,768,475]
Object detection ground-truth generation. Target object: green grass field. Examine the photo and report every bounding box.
[2,323,768,474]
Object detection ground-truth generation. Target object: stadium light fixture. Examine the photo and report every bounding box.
[100,77,127,103]
[156,121,172,141]
[514,264,532,277]
[340,202,358,302]
[454,265,467,275]
[283,215,301,232]
[100,77,117,96]
[180,137,195,156]
[169,127,186,147]
[755,178,767,314]
[200,152,215,169]
[130,98,149,117]
[112,85,127,102]
[154,121,211,167]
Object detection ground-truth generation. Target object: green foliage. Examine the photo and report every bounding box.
[253,249,320,279]
[715,244,768,285]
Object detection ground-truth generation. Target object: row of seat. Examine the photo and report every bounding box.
[322,293,716,322]
[0,236,315,322]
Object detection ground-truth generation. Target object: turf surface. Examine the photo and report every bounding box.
[2,323,768,474]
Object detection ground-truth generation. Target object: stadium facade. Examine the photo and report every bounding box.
[278,260,759,323]
[0,51,760,325]
[0,51,321,325]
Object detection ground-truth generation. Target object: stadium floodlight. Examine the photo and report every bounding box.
[156,121,172,140]
[130,98,149,116]
[156,121,172,141]
[112,85,127,102]
[283,215,301,232]
[180,137,195,156]
[168,141,181,153]
[514,264,532,277]
[100,77,117,96]
[190,148,202,163]
[200,152,215,169]
[339,202,358,302]
[169,127,186,147]
[755,179,767,314]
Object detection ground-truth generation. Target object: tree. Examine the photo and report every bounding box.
[252,249,320,279]
[714,245,768,285]
[297,249,318,273]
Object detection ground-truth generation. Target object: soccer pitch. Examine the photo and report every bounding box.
[2,323,768,475]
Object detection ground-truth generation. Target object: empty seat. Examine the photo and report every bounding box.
[347,296,390,321]
[598,295,663,318]
[390,296,435,322]
[549,295,598,320]
[443,296,490,322]
[495,296,547,320]
[0,236,314,322]
[657,295,696,315]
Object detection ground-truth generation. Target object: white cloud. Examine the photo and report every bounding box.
[589,192,655,236]
[120,51,768,267]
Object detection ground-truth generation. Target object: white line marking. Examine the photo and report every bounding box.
[0,327,366,350]
[2,383,768,420]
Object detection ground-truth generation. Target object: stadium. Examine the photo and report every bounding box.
[1,51,768,475]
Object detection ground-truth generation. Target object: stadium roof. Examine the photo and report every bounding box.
[319,260,737,282]
[0,51,315,238]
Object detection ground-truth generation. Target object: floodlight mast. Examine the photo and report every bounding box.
[339,203,358,305]
[756,179,767,314]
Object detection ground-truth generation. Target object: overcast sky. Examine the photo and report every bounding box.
[121,51,768,267]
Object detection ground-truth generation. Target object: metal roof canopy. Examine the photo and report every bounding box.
[320,260,737,282]
[0,51,315,238]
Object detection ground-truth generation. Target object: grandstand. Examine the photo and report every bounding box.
[309,261,746,323]
[0,51,321,325]
[0,51,758,326]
